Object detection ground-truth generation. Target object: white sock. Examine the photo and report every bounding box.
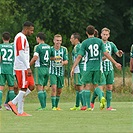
[25,88,31,96]
[17,90,26,114]
[12,90,21,105]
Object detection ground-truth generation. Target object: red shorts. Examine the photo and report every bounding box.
[15,70,34,88]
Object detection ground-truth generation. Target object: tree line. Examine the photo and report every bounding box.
[0,0,133,58]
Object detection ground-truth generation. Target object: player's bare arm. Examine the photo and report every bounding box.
[30,55,38,66]
[50,57,56,60]
[62,60,68,66]
[116,50,124,57]
[104,52,121,70]
[27,68,32,76]
[130,58,133,73]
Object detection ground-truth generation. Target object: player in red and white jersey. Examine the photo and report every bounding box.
[8,21,35,116]
[14,32,30,71]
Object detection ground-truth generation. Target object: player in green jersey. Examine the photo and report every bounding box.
[130,44,133,73]
[30,32,51,110]
[0,32,16,110]
[71,25,121,111]
[130,44,133,93]
[69,33,86,111]
[50,34,68,110]
[91,27,123,111]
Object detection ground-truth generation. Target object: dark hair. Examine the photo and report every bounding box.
[94,29,99,37]
[23,21,34,27]
[86,25,95,35]
[2,32,10,40]
[72,33,81,41]
[36,32,46,41]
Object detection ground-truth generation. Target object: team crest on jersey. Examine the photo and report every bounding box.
[106,49,109,53]
[55,56,62,63]
[52,56,63,67]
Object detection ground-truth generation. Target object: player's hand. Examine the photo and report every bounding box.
[27,68,32,76]
[70,68,74,77]
[130,69,133,73]
[102,56,107,60]
[118,50,124,57]
[115,63,121,70]
[130,58,133,73]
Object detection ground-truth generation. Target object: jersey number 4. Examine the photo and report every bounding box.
[44,50,49,62]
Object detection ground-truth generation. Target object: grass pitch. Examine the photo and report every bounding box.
[0,102,132,133]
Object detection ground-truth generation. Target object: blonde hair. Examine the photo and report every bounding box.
[54,34,62,38]
[101,27,110,33]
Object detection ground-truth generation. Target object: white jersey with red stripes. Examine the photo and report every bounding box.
[14,32,30,70]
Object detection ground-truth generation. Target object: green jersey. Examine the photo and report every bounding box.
[0,43,14,74]
[79,37,106,71]
[72,43,87,73]
[102,41,118,71]
[50,46,68,76]
[33,43,51,67]
[130,44,133,58]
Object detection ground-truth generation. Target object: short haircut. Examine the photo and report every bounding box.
[86,25,95,35]
[54,34,62,38]
[94,29,99,37]
[101,27,110,33]
[23,21,34,28]
[72,33,81,41]
[2,31,10,41]
[36,32,46,41]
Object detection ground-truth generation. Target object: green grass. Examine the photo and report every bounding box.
[0,102,133,133]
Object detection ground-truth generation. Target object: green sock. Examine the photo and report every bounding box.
[79,90,86,106]
[82,90,86,106]
[95,87,103,102]
[5,90,10,104]
[75,91,79,107]
[56,96,60,107]
[106,90,112,108]
[102,91,104,97]
[9,90,16,101]
[38,91,45,108]
[0,91,3,106]
[51,96,56,108]
[91,90,97,103]
[43,90,47,108]
[85,90,91,108]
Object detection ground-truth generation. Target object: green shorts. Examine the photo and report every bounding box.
[74,73,83,86]
[0,74,14,86]
[98,73,106,86]
[50,74,64,88]
[34,66,49,86]
[104,70,114,84]
[81,70,102,85]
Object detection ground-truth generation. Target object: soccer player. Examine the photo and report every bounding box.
[30,32,51,110]
[130,44,133,93]
[8,21,35,116]
[71,25,121,111]
[50,34,68,110]
[0,32,16,110]
[91,27,123,110]
[69,33,86,110]
[130,44,133,73]
[94,29,99,37]
[4,76,18,111]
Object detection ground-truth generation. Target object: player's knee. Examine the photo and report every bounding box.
[29,85,35,91]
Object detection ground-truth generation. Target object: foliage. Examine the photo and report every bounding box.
[0,0,27,43]
[0,0,132,53]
